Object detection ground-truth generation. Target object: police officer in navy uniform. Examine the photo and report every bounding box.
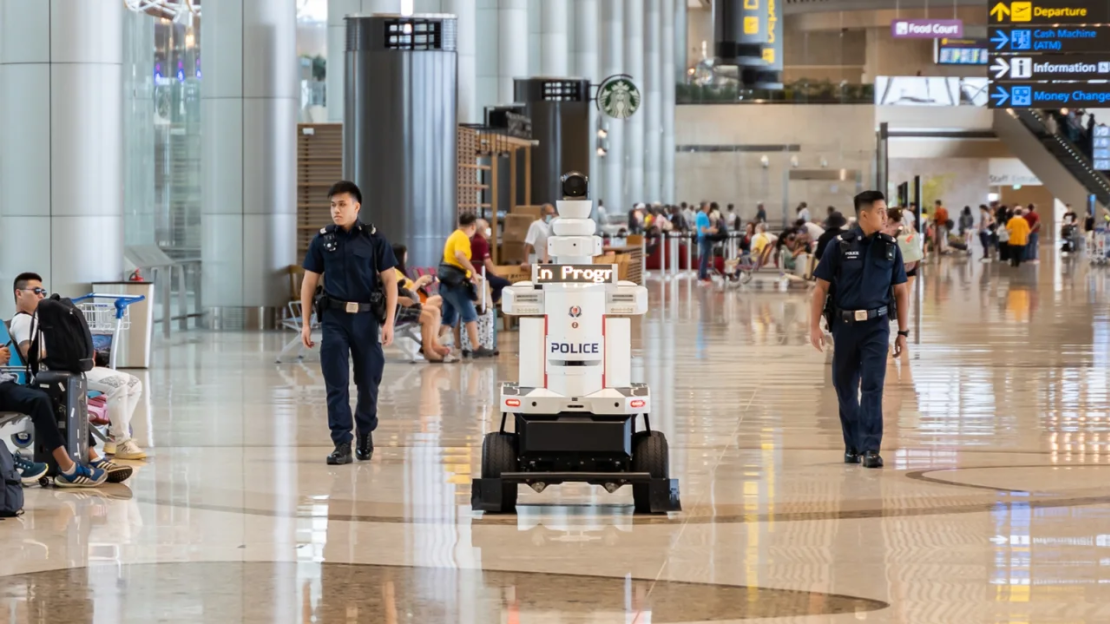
[809,191,909,469]
[301,181,399,465]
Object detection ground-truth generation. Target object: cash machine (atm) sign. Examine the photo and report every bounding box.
[990,1,1109,24]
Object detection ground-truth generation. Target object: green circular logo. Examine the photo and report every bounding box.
[599,76,641,120]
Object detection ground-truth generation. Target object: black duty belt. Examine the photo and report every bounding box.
[324,298,373,314]
[836,306,888,322]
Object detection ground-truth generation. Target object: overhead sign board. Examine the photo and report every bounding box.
[989,54,1110,80]
[989,82,1110,108]
[937,38,988,64]
[989,1,1109,25]
[989,26,1110,53]
[892,19,963,39]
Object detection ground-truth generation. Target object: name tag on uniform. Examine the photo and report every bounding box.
[854,310,868,321]
[345,302,359,313]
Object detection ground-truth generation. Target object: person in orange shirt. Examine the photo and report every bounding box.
[933,200,949,254]
[1006,207,1031,267]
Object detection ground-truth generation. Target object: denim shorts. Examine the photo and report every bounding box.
[439,281,477,326]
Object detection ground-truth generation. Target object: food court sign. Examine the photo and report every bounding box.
[891,19,964,39]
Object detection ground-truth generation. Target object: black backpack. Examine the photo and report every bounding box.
[0,443,24,518]
[25,295,95,375]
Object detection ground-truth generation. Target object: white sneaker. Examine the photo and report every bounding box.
[103,437,117,455]
[112,439,148,460]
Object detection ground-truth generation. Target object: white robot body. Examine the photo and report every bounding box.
[501,197,649,416]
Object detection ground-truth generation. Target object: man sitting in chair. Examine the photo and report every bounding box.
[0,342,115,487]
[11,273,146,466]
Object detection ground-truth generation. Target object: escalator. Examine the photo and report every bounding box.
[992,108,1110,209]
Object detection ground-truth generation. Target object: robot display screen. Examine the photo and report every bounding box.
[533,264,617,284]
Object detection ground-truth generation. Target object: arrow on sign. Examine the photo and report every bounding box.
[991,29,1010,50]
[990,2,1011,21]
[991,86,1010,107]
[991,57,1011,79]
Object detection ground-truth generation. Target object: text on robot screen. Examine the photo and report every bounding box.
[535,265,615,284]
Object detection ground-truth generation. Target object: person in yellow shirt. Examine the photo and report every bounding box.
[1006,207,1031,267]
[439,213,496,358]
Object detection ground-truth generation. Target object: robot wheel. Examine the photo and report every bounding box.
[479,432,520,513]
[631,431,670,513]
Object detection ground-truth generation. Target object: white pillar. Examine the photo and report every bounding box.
[574,0,600,208]
[202,0,297,323]
[0,0,124,311]
[674,0,687,82]
[662,0,676,203]
[328,1,400,122]
[601,0,624,211]
[624,0,645,205]
[446,0,478,122]
[644,0,662,203]
[498,0,528,103]
[540,0,569,76]
[476,0,499,115]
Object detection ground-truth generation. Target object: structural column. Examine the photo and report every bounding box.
[662,0,676,203]
[328,1,400,122]
[623,0,645,205]
[445,0,478,123]
[0,0,124,315]
[573,0,600,211]
[202,0,298,328]
[601,0,625,211]
[644,0,662,203]
[540,0,569,76]
[498,0,528,104]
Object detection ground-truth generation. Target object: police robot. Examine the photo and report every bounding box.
[471,173,681,514]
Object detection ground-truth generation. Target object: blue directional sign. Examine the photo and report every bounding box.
[989,26,1110,53]
[988,82,1110,108]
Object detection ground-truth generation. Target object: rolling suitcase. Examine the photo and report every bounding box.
[462,270,497,356]
[31,370,89,472]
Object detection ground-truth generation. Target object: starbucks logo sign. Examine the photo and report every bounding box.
[598,75,641,120]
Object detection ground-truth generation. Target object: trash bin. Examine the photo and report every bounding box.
[91,282,155,369]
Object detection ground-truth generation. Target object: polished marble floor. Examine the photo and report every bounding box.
[4,251,1110,623]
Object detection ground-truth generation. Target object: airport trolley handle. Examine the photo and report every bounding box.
[71,293,146,321]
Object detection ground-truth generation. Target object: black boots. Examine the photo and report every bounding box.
[844,450,861,464]
[327,441,352,465]
[356,432,374,461]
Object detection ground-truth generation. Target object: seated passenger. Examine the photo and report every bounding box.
[0,343,109,487]
[751,224,778,267]
[391,245,453,362]
[11,273,146,465]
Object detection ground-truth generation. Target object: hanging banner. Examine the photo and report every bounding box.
[714,0,769,66]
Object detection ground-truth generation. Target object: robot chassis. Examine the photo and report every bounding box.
[471,173,682,514]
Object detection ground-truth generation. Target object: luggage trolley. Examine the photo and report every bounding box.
[72,294,145,445]
[72,294,146,370]
[1092,228,1110,266]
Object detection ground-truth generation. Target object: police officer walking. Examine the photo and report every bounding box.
[301,181,399,465]
[809,191,909,468]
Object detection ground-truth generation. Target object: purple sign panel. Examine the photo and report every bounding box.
[891,19,964,39]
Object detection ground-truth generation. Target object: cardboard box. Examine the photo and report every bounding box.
[512,205,541,221]
[500,242,528,264]
[502,214,534,243]
[495,264,530,283]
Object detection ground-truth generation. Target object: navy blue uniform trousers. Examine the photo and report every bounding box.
[320,309,383,445]
[831,316,889,453]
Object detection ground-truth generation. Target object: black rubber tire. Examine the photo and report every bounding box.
[631,431,669,513]
[481,432,519,512]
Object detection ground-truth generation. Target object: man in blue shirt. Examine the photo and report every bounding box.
[695,203,717,282]
[809,191,908,469]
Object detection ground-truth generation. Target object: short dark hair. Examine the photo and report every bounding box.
[327,180,362,204]
[13,272,42,303]
[853,190,886,214]
[458,212,477,227]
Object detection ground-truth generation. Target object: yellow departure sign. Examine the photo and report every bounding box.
[990,1,1106,24]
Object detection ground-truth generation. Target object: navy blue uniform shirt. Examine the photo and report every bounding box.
[813,227,907,311]
[303,222,397,303]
